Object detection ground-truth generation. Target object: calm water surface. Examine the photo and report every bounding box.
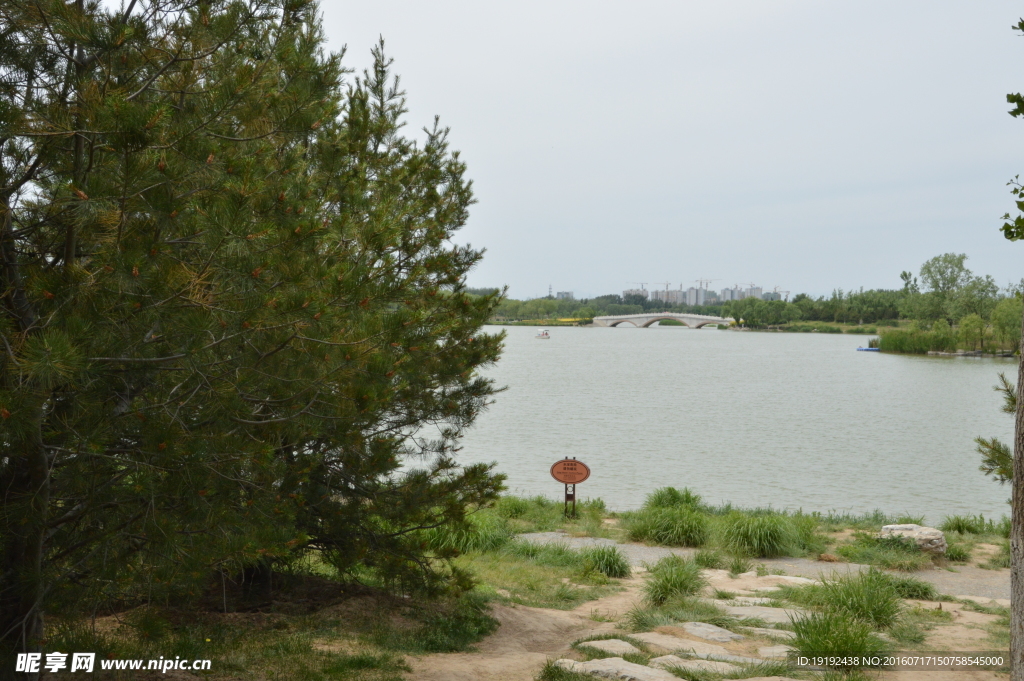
[458,325,1016,523]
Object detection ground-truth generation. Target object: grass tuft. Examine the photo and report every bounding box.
[834,533,932,571]
[644,486,704,510]
[625,507,710,547]
[791,611,891,664]
[643,555,707,605]
[721,512,797,558]
[580,545,630,579]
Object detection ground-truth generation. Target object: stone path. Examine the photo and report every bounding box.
[518,532,1011,600]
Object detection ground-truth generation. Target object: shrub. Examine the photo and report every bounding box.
[792,612,890,665]
[722,512,797,557]
[643,555,707,605]
[728,555,753,575]
[644,487,703,510]
[625,507,709,547]
[581,545,630,579]
[791,512,828,555]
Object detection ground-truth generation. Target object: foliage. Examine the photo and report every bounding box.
[644,486,704,510]
[945,544,971,563]
[991,296,1023,347]
[424,512,514,555]
[834,535,932,571]
[369,593,498,653]
[624,507,710,547]
[626,596,733,631]
[940,514,1006,535]
[580,546,631,579]
[721,512,797,557]
[643,555,707,605]
[977,373,1017,485]
[791,611,891,665]
[0,0,504,654]
[878,327,957,353]
[693,549,726,569]
[781,571,902,629]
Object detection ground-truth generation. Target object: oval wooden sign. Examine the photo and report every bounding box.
[550,459,590,484]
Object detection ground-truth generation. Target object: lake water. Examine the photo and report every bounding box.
[458,325,1017,524]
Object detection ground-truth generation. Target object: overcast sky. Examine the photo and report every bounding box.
[320,1,1024,299]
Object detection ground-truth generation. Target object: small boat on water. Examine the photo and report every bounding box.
[535,329,550,339]
[857,347,880,352]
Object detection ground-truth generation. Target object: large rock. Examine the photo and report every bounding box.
[649,656,739,673]
[879,524,946,555]
[576,639,642,655]
[758,645,796,658]
[553,658,678,681]
[681,621,744,642]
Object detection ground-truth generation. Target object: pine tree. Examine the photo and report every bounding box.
[0,0,503,669]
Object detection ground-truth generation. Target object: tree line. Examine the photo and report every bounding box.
[481,253,1022,347]
[0,0,503,668]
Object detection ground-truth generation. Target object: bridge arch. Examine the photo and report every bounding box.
[639,316,692,328]
[607,319,640,327]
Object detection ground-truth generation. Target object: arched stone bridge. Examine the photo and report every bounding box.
[592,312,735,328]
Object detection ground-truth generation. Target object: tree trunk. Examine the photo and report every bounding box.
[1012,307,1024,680]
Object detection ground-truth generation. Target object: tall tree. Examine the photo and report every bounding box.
[0,0,503,671]
[1001,21,1024,677]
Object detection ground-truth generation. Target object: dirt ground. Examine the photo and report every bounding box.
[405,548,1011,681]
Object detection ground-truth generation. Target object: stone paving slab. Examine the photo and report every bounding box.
[577,639,641,655]
[741,627,797,640]
[649,655,739,673]
[554,657,678,681]
[758,645,796,658]
[631,632,727,656]
[718,605,805,624]
[681,621,744,642]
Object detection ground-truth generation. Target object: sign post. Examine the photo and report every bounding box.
[549,457,591,519]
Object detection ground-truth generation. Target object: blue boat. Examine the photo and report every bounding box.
[857,347,880,352]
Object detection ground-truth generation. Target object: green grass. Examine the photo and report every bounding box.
[643,555,707,605]
[982,540,1011,569]
[580,545,631,578]
[424,511,514,554]
[694,549,726,569]
[778,570,902,628]
[624,506,710,547]
[791,611,891,665]
[644,486,704,509]
[945,543,971,563]
[834,533,933,571]
[878,328,957,354]
[369,592,498,653]
[721,512,798,557]
[940,514,1009,536]
[626,596,734,631]
[536,660,599,681]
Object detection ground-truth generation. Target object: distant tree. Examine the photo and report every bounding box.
[993,297,1024,349]
[920,253,973,296]
[958,314,987,350]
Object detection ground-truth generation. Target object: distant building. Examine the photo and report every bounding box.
[720,287,745,301]
[651,289,686,305]
[762,291,782,301]
[556,291,574,300]
[746,286,762,299]
[623,288,649,299]
[685,287,705,306]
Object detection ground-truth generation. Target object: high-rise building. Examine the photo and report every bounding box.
[623,288,649,299]
[651,289,686,304]
[746,286,762,300]
[762,291,781,301]
[556,291,574,300]
[686,287,705,306]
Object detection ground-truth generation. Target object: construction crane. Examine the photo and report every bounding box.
[695,278,719,290]
[773,285,791,301]
[627,282,648,290]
